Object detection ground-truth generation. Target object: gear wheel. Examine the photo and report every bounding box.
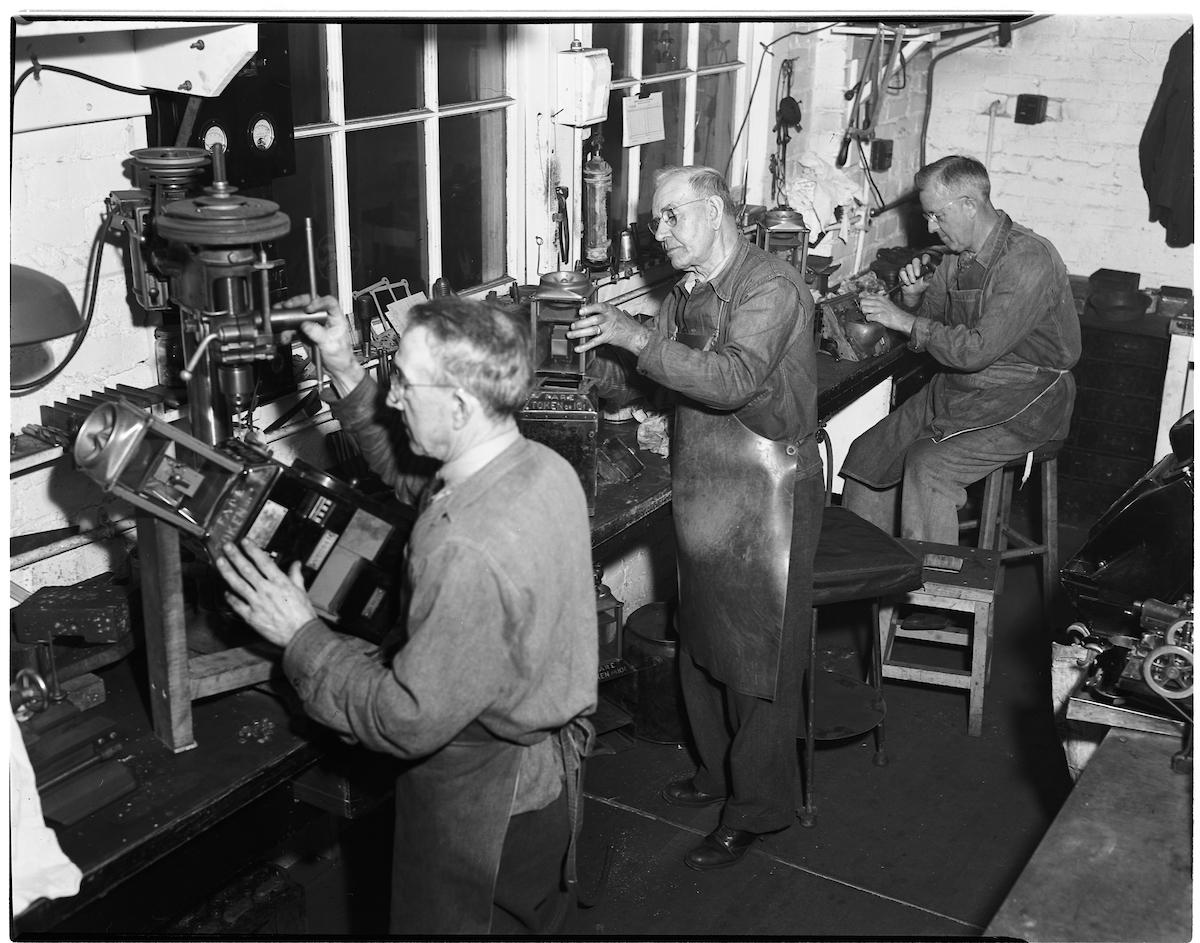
[1142,645,1194,700]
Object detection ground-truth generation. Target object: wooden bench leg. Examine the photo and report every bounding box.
[967,600,992,737]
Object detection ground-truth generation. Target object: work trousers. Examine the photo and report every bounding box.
[842,425,1043,545]
[678,472,822,834]
[491,788,572,933]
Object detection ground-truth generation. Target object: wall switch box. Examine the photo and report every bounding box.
[556,44,613,127]
[870,139,893,171]
[1014,94,1048,124]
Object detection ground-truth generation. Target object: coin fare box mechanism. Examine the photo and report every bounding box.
[519,271,601,513]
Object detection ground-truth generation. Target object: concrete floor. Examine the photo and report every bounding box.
[561,548,1085,935]
[291,504,1095,938]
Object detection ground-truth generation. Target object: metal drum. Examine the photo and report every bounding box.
[624,602,690,745]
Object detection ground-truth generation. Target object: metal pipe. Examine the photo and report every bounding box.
[10,518,138,571]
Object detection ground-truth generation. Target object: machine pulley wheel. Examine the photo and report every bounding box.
[157,191,291,245]
[1142,645,1194,700]
[1165,619,1193,647]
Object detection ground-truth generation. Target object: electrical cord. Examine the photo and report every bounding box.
[12,56,153,103]
[10,207,116,394]
[856,137,886,209]
[11,58,149,393]
[724,23,840,180]
[919,15,1051,166]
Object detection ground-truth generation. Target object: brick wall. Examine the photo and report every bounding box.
[762,16,1193,290]
[11,118,160,433]
[927,14,1192,290]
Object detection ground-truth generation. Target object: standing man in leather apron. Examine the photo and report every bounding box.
[214,296,598,934]
[842,155,1081,544]
[569,165,823,871]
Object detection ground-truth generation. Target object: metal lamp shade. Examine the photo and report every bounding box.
[10,264,83,346]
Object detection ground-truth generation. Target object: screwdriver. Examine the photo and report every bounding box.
[886,258,939,297]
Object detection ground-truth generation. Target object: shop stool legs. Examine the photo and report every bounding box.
[878,542,1001,737]
[801,506,923,826]
[962,442,1062,613]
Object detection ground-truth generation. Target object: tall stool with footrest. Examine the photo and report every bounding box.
[877,542,1001,737]
[961,441,1062,612]
[801,506,923,826]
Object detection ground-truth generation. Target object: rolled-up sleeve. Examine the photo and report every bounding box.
[637,275,801,409]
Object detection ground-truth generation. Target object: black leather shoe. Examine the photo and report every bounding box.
[684,825,762,871]
[661,778,727,808]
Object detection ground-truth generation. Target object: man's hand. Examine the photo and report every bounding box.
[858,294,917,336]
[214,541,319,648]
[568,302,651,355]
[894,252,936,307]
[286,294,367,395]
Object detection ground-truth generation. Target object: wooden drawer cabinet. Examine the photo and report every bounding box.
[1060,310,1169,524]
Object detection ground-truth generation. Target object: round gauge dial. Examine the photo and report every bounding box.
[202,124,229,151]
[251,117,276,151]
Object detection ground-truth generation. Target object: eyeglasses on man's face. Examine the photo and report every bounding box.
[923,195,968,224]
[650,197,708,234]
[388,368,458,399]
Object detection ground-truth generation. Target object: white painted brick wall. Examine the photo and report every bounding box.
[758,16,1192,291]
[11,117,159,438]
[927,14,1193,290]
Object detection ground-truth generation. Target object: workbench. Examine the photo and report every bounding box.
[985,727,1192,942]
[12,344,920,933]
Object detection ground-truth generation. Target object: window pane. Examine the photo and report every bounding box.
[262,136,337,298]
[698,23,739,67]
[347,124,427,295]
[592,22,629,80]
[695,72,735,177]
[642,22,687,75]
[287,23,328,125]
[440,110,507,289]
[343,22,424,119]
[438,24,505,105]
[637,82,685,222]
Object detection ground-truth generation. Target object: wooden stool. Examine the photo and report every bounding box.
[877,542,1001,737]
[963,441,1062,610]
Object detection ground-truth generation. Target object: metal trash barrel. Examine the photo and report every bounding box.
[624,602,689,745]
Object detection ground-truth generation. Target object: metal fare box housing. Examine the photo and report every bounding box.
[518,375,600,514]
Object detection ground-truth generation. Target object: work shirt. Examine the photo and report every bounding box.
[906,211,1080,374]
[593,238,817,445]
[284,379,598,814]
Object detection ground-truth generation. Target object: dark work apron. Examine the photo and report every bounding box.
[390,717,592,934]
[843,217,1072,487]
[672,293,802,701]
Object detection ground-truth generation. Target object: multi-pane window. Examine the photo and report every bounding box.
[261,21,512,304]
[591,21,746,236]
[259,21,748,303]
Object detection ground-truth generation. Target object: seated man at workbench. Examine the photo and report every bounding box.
[214,296,598,935]
[841,155,1081,544]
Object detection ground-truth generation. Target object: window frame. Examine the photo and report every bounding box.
[589,21,753,227]
[291,22,521,311]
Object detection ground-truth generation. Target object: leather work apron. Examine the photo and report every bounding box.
[672,302,801,701]
[389,717,592,934]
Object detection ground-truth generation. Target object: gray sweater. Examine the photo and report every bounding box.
[284,379,598,812]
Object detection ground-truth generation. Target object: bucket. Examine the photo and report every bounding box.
[624,602,690,745]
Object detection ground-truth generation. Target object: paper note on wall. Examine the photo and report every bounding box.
[623,93,665,147]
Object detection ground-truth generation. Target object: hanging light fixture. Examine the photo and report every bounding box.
[10,264,84,346]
